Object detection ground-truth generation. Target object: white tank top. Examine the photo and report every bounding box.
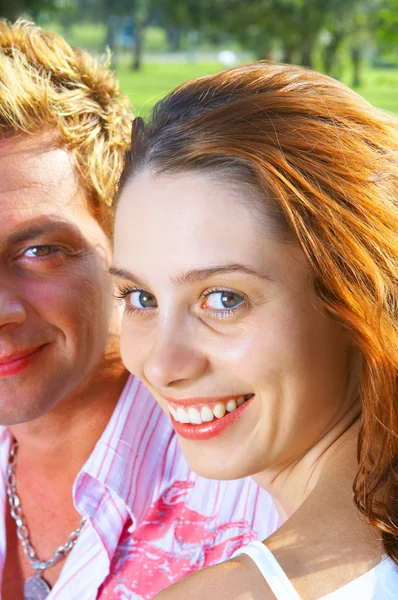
[233,540,398,599]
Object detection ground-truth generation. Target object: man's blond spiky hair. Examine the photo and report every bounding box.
[0,19,133,231]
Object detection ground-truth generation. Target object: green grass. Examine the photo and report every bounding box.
[117,61,398,117]
[350,69,398,115]
[117,61,224,116]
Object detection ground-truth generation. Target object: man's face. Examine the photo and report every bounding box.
[0,133,115,425]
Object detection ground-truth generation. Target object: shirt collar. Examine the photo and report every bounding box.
[74,375,175,530]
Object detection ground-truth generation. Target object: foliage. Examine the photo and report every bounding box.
[376,0,398,48]
[3,0,398,77]
[0,0,57,20]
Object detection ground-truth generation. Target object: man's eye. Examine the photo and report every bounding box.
[23,245,56,257]
[203,291,245,310]
[130,290,158,309]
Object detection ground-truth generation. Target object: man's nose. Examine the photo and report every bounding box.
[143,324,208,391]
[0,288,27,331]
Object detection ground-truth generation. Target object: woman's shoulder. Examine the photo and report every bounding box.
[152,546,398,600]
[235,541,398,600]
[153,552,276,600]
[257,461,390,599]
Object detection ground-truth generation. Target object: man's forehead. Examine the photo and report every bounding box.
[0,129,64,161]
[0,133,78,193]
[0,134,85,213]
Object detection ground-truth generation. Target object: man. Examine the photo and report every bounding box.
[0,20,278,600]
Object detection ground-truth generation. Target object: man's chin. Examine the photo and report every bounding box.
[0,375,69,427]
[0,398,57,427]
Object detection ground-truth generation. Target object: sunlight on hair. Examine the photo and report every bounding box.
[0,19,133,231]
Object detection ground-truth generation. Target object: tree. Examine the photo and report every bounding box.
[131,0,150,70]
[154,0,338,67]
[0,0,56,20]
[375,0,398,50]
[341,1,381,88]
[321,0,362,78]
[66,0,150,70]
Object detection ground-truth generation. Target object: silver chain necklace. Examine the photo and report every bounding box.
[6,441,87,600]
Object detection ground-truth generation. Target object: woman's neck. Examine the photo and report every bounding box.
[261,413,383,600]
[253,400,361,521]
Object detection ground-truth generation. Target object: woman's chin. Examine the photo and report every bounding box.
[177,438,261,481]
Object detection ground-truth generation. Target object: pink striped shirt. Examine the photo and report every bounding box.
[0,376,279,599]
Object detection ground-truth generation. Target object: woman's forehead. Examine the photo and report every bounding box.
[116,172,265,255]
[114,171,308,289]
[117,170,281,237]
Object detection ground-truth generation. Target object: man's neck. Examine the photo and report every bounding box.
[9,353,129,481]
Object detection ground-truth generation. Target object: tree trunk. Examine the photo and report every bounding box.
[106,17,119,69]
[300,44,313,68]
[167,27,182,52]
[323,32,343,77]
[300,32,315,68]
[0,0,25,20]
[132,19,143,71]
[351,46,361,87]
[283,45,294,64]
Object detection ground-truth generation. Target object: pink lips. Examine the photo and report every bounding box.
[0,345,46,378]
[166,395,254,441]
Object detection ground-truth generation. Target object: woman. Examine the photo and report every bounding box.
[111,62,398,599]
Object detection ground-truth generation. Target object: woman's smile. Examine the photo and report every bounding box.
[163,393,255,440]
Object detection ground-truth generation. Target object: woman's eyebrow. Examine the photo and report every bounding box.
[171,264,271,286]
[109,264,270,288]
[109,266,146,288]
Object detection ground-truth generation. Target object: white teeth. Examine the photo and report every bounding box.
[226,399,237,412]
[188,407,202,424]
[168,394,252,425]
[168,406,178,420]
[176,407,190,424]
[201,406,214,422]
[213,403,226,419]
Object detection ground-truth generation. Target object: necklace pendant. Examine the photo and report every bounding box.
[24,575,51,600]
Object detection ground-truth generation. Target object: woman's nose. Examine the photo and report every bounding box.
[143,325,208,390]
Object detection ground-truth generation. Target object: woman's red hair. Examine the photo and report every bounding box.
[120,62,398,562]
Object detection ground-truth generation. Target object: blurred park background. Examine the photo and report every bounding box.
[1,0,397,117]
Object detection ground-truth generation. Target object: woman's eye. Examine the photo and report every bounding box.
[203,291,245,311]
[130,290,158,309]
[23,245,56,257]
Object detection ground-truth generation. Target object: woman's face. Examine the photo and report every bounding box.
[113,171,353,481]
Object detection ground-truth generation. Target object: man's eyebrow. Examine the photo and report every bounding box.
[109,264,270,287]
[7,221,80,246]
